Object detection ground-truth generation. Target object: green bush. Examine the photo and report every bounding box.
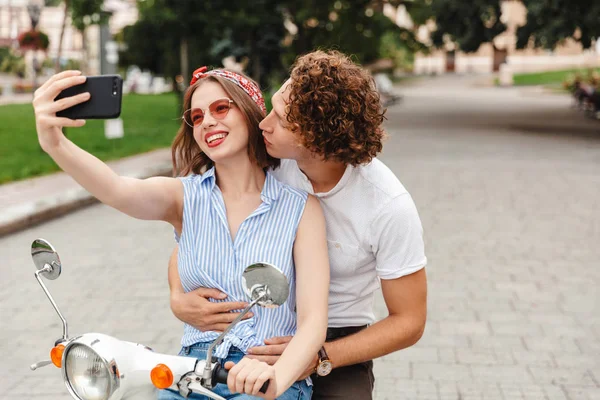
[0,50,26,78]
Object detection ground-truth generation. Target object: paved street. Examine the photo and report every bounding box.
[1,75,599,399]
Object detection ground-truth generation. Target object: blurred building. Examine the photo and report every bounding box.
[0,0,138,75]
[384,1,600,75]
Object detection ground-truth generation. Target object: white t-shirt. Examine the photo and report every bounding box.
[271,159,427,327]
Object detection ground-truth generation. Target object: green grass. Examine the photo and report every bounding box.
[0,93,181,184]
[512,68,600,86]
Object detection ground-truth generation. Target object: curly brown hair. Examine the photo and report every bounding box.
[171,72,279,176]
[286,50,386,166]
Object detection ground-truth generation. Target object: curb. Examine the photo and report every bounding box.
[0,150,173,238]
[0,168,171,238]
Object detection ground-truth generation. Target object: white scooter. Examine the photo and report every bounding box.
[29,238,287,400]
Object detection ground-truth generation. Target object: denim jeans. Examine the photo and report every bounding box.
[158,342,312,400]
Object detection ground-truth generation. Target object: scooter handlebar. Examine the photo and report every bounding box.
[213,363,269,394]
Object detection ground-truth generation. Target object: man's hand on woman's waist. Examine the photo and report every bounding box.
[170,287,253,332]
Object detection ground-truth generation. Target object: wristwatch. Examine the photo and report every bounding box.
[315,346,333,376]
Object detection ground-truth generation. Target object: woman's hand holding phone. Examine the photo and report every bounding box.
[32,70,90,152]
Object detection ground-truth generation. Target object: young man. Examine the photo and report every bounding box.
[168,50,427,399]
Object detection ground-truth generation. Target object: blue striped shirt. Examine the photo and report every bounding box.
[176,167,308,358]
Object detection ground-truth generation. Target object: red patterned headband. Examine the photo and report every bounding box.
[190,66,266,114]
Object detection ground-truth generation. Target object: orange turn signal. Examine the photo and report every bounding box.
[151,364,174,389]
[50,344,65,368]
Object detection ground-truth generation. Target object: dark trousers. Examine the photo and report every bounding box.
[311,325,374,400]
[311,360,374,400]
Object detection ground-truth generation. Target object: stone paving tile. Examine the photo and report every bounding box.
[561,385,600,400]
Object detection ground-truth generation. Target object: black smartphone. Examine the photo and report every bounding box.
[56,74,123,119]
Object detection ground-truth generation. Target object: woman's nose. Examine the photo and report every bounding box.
[202,112,218,128]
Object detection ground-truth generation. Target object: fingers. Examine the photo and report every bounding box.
[49,92,90,114]
[253,369,275,397]
[245,354,279,365]
[247,343,287,356]
[203,313,253,331]
[210,309,254,323]
[190,287,228,300]
[174,290,253,331]
[212,301,250,313]
[245,367,263,395]
[34,75,86,105]
[263,336,293,345]
[227,359,244,393]
[46,75,87,100]
[229,358,274,396]
[224,361,235,370]
[37,115,86,128]
[38,70,81,93]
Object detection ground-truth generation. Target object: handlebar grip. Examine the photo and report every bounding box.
[213,364,270,394]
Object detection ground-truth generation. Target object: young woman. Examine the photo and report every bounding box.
[32,68,329,399]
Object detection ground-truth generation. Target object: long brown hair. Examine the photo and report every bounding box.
[171,72,279,176]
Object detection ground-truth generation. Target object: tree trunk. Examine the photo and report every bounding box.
[180,38,189,84]
[250,32,261,84]
[80,28,88,74]
[55,0,70,73]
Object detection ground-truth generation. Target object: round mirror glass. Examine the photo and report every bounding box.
[242,263,289,308]
[31,238,61,280]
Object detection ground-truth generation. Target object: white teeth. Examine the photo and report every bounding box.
[207,133,226,143]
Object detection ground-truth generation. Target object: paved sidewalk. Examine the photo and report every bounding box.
[1,75,599,400]
[0,148,172,237]
[0,92,33,105]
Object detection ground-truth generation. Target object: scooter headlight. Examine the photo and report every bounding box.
[64,343,113,400]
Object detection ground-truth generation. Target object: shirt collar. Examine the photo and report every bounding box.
[200,167,281,204]
[199,166,217,188]
[260,170,282,204]
[289,160,354,198]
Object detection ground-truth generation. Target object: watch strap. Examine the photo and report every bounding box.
[318,346,329,361]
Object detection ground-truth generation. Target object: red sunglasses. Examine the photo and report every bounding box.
[182,98,234,128]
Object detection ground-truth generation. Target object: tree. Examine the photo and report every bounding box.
[429,0,506,53]
[119,0,288,87]
[55,0,70,72]
[69,0,107,73]
[428,0,599,53]
[207,0,288,88]
[117,0,427,89]
[282,0,426,65]
[516,0,600,50]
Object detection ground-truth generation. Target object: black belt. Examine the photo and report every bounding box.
[326,325,368,341]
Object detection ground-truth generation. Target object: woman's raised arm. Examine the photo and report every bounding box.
[33,71,183,226]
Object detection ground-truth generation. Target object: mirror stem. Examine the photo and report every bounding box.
[35,263,69,341]
[202,293,266,384]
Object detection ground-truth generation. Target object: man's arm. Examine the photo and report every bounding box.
[247,269,427,374]
[168,245,253,332]
[324,192,428,367]
[321,268,426,368]
[248,192,427,373]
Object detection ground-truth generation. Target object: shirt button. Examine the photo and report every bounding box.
[335,243,341,249]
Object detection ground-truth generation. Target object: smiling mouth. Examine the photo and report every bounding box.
[206,133,228,145]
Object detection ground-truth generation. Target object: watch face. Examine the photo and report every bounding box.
[317,360,333,376]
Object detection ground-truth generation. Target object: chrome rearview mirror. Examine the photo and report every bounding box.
[31,238,62,280]
[30,238,69,348]
[242,262,289,308]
